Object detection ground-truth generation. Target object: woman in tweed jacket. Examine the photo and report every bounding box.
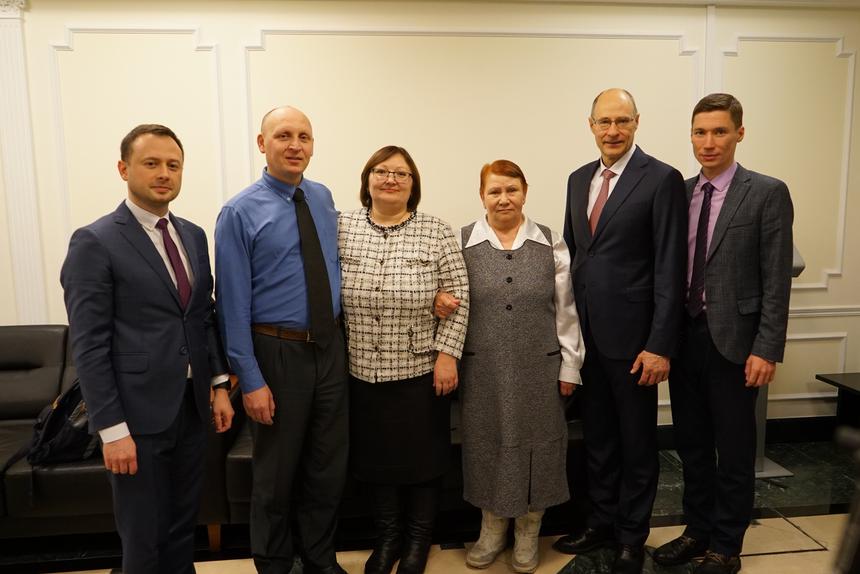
[337,145,469,574]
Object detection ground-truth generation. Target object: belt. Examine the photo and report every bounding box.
[252,319,340,343]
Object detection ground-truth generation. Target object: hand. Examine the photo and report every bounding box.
[559,381,577,396]
[103,435,137,475]
[433,352,459,396]
[745,354,776,387]
[630,350,670,386]
[243,384,276,425]
[212,388,235,432]
[433,291,460,319]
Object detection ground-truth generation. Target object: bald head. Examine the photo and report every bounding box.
[591,88,638,118]
[260,105,312,136]
[589,88,640,167]
[257,105,314,185]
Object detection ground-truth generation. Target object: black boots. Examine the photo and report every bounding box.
[365,485,402,574]
[395,482,439,574]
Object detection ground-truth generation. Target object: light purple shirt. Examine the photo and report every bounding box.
[686,162,739,295]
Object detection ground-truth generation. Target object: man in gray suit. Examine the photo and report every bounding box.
[653,94,793,574]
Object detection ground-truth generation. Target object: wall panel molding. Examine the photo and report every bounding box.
[49,26,226,239]
[0,3,47,323]
[723,35,856,291]
[243,25,701,182]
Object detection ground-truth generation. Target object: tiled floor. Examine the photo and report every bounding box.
[50,514,849,573]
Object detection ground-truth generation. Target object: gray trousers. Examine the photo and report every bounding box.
[249,329,349,574]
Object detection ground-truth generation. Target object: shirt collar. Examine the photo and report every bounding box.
[697,161,738,193]
[465,215,550,250]
[600,144,637,176]
[262,168,303,198]
[125,198,168,231]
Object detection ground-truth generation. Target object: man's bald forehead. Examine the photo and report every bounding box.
[260,106,312,134]
[591,88,638,116]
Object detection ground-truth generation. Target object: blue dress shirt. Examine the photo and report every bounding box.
[215,169,342,392]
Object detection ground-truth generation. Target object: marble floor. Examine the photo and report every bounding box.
[43,514,851,574]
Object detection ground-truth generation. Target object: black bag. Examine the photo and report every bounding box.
[1,379,100,474]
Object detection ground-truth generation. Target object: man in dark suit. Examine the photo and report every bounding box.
[554,88,687,574]
[61,124,234,574]
[652,94,793,574]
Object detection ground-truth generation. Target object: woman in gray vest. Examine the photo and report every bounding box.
[459,160,584,573]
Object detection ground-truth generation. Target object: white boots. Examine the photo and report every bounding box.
[465,509,544,572]
[512,510,544,573]
[466,509,509,568]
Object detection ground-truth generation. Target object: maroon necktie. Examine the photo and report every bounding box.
[590,169,616,234]
[156,218,191,310]
[686,182,714,318]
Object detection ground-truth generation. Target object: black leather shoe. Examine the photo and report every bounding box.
[552,526,615,554]
[694,551,741,574]
[612,544,644,574]
[305,565,348,574]
[653,535,709,566]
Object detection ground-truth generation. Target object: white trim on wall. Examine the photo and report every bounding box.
[243,25,701,183]
[49,26,227,239]
[0,5,48,324]
[723,35,856,291]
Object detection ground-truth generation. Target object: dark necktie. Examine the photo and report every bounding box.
[687,182,714,318]
[156,218,191,310]
[589,168,616,234]
[293,188,334,347]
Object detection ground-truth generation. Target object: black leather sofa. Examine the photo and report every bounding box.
[0,324,240,550]
[0,324,587,558]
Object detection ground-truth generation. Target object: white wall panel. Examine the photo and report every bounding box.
[247,31,697,230]
[53,29,222,245]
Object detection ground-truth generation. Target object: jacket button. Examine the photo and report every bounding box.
[506,277,513,283]
[505,304,512,311]
[374,316,380,322]
[506,254,513,260]
[588,251,594,257]
[179,345,188,355]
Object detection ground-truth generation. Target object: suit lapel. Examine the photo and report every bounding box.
[592,147,646,242]
[574,162,599,243]
[707,164,752,261]
[113,202,183,310]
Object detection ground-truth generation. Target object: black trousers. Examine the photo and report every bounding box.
[668,314,758,556]
[580,328,658,547]
[250,329,349,574]
[109,381,205,574]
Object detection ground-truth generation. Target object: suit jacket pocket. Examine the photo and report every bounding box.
[113,353,148,373]
[625,285,653,302]
[737,295,762,315]
[728,218,755,228]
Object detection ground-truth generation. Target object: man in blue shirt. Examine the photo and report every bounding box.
[215,106,347,574]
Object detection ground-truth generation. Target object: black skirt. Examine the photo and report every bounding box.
[349,372,451,485]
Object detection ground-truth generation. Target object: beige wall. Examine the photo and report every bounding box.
[4,0,860,420]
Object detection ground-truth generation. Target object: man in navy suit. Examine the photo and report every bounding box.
[653,94,793,574]
[61,124,234,574]
[554,88,687,574]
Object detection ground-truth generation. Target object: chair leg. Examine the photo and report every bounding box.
[207,523,222,552]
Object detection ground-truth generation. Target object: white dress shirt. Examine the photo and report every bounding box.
[586,144,638,218]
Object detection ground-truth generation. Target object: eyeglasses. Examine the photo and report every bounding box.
[370,168,412,183]
[591,116,636,132]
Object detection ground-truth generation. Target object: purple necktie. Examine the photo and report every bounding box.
[590,169,616,234]
[687,182,714,318]
[156,218,191,310]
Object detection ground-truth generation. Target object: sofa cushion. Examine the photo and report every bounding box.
[4,454,113,518]
[0,325,67,419]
